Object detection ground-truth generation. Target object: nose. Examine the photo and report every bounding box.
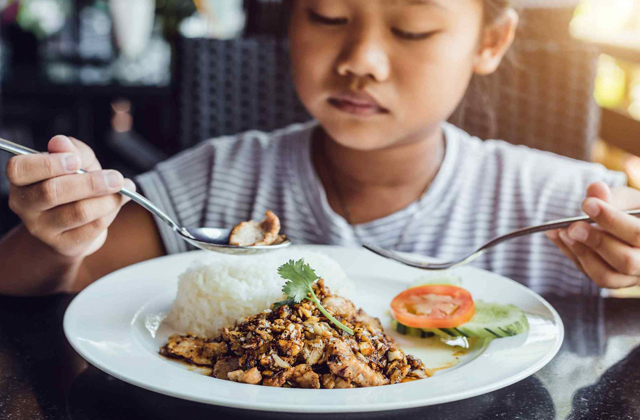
[336,25,390,84]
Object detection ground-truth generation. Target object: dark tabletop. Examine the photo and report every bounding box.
[1,291,639,420]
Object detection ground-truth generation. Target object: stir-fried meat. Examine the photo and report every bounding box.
[291,364,321,389]
[321,373,355,389]
[161,279,428,388]
[229,210,285,246]
[213,357,240,379]
[262,368,293,387]
[354,309,383,334]
[322,295,356,318]
[327,339,390,387]
[160,334,227,366]
[228,367,262,384]
[301,338,325,366]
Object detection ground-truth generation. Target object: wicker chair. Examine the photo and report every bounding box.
[176,35,310,151]
[449,8,600,161]
[177,7,599,161]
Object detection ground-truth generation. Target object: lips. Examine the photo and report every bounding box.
[328,92,389,117]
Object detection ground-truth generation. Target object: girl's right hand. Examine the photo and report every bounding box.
[5,135,136,258]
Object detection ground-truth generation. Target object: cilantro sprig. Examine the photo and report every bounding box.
[273,259,354,335]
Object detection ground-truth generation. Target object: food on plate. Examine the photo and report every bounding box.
[273,259,354,335]
[393,301,529,339]
[165,252,354,338]
[390,285,475,329]
[229,210,286,246]
[161,260,430,388]
[390,276,529,341]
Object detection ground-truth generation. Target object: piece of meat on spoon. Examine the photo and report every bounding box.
[229,210,285,246]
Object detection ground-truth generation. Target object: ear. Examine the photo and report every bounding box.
[474,9,519,76]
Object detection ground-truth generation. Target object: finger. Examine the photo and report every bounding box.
[567,221,640,276]
[55,210,120,256]
[5,152,82,187]
[582,198,640,247]
[17,170,125,211]
[48,135,101,172]
[40,187,132,234]
[549,229,585,273]
[585,182,640,210]
[560,234,640,289]
[585,182,612,203]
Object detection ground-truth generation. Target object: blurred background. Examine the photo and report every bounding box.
[0,0,639,293]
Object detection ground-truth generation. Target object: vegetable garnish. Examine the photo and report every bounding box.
[392,301,529,340]
[390,285,475,329]
[273,259,354,335]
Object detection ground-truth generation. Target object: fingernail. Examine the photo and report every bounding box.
[105,171,122,189]
[63,154,81,172]
[57,135,73,148]
[583,200,601,218]
[569,224,589,242]
[560,230,575,246]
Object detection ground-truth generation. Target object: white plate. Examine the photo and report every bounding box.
[64,245,563,413]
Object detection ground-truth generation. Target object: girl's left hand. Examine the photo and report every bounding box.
[545,182,640,289]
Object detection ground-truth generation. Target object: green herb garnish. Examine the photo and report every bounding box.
[273,259,354,335]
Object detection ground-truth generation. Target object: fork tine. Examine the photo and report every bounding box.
[362,243,452,270]
[362,243,397,260]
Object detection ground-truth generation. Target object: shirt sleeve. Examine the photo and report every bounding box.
[135,141,216,255]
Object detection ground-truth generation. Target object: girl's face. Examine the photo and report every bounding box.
[289,0,515,151]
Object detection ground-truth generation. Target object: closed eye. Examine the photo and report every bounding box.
[308,9,348,26]
[392,28,438,41]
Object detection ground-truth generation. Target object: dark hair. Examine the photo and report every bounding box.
[280,0,512,29]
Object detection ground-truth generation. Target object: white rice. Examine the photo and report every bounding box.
[165,251,355,338]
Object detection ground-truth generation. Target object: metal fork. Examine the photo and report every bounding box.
[363,210,640,270]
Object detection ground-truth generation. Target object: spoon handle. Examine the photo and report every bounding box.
[0,137,181,232]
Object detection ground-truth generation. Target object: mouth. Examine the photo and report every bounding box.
[328,92,389,117]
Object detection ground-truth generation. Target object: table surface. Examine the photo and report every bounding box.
[1,291,639,420]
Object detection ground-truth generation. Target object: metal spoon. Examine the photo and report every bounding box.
[0,137,291,255]
[364,210,640,270]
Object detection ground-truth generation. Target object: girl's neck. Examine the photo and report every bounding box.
[313,126,446,224]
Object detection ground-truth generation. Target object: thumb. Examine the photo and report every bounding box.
[48,135,80,154]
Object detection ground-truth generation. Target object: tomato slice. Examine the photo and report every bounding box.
[390,285,475,329]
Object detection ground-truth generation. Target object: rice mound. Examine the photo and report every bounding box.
[165,251,355,338]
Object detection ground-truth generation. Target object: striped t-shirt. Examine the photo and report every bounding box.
[137,121,627,297]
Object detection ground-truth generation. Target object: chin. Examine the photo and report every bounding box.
[317,118,399,151]
[322,125,395,151]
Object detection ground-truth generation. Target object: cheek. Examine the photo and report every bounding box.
[393,37,478,123]
[289,26,336,110]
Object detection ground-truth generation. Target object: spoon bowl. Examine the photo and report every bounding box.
[180,227,291,255]
[0,137,291,255]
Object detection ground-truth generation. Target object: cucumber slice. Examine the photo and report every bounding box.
[392,320,435,338]
[392,300,529,339]
[458,301,529,338]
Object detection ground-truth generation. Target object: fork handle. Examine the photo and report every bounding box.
[0,137,182,232]
[480,210,640,253]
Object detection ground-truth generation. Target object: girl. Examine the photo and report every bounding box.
[2,0,640,297]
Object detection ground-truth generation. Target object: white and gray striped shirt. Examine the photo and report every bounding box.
[137,122,627,297]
